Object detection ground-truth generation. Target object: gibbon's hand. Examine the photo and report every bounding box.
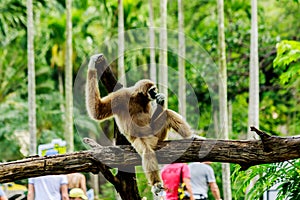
[88,54,103,69]
[155,93,165,106]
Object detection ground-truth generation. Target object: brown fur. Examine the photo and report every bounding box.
[86,68,192,186]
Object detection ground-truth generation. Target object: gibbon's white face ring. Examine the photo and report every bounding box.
[148,85,157,101]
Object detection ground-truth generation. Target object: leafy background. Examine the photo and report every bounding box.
[0,0,300,199]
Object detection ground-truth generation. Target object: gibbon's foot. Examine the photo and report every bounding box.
[88,54,103,69]
[155,93,165,106]
[151,182,164,196]
[191,134,205,140]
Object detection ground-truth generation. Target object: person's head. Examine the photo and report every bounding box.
[69,188,88,200]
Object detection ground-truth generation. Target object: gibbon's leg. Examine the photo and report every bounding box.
[166,109,192,138]
[132,137,161,186]
[86,55,113,120]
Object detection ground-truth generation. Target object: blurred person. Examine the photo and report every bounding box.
[188,162,222,200]
[27,149,69,200]
[69,188,88,200]
[0,186,8,200]
[67,173,86,194]
[161,163,195,200]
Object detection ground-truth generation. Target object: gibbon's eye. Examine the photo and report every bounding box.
[148,86,157,100]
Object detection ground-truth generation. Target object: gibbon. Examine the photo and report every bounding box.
[85,54,192,193]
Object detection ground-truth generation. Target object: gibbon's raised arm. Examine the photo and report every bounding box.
[86,55,113,120]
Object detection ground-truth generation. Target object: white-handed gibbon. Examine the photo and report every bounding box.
[85,54,192,193]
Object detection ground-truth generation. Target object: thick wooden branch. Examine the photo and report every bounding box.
[1,129,300,183]
[0,151,98,183]
[86,134,300,170]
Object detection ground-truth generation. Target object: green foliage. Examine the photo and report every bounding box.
[0,37,28,160]
[276,161,300,199]
[0,0,26,39]
[273,40,300,84]
[36,92,65,144]
[233,160,300,199]
[0,49,27,102]
[99,181,116,200]
[1,0,300,198]
[0,95,27,161]
[136,166,153,199]
[208,163,225,200]
[231,94,248,139]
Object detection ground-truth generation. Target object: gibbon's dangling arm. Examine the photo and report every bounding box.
[86,55,113,121]
[150,92,192,139]
[150,93,168,133]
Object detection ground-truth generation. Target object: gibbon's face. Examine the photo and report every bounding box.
[134,79,158,101]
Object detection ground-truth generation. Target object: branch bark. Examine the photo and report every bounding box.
[1,128,300,183]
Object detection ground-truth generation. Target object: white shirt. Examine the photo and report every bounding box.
[28,175,68,200]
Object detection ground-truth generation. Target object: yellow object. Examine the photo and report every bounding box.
[178,182,188,199]
[69,188,88,200]
[3,182,27,191]
[38,138,67,156]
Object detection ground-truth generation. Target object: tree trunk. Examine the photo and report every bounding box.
[58,70,65,114]
[148,0,156,83]
[248,0,259,139]
[90,174,99,200]
[88,133,99,199]
[118,0,126,86]
[247,0,259,195]
[65,0,74,152]
[159,0,168,107]
[92,55,140,200]
[217,0,232,199]
[114,128,140,200]
[178,0,186,118]
[218,0,232,200]
[27,0,37,156]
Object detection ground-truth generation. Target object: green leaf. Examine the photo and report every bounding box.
[274,40,300,84]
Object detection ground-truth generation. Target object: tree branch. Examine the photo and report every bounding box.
[1,128,300,183]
